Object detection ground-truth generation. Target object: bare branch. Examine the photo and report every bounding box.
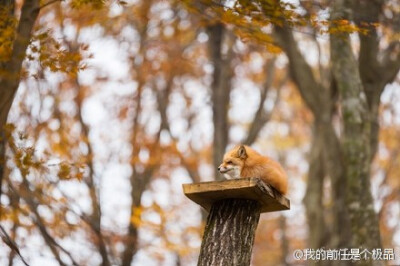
[155,76,202,183]
[0,225,29,266]
[64,35,110,265]
[7,179,79,266]
[273,24,326,118]
[243,59,288,145]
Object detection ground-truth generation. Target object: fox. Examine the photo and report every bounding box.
[218,145,288,195]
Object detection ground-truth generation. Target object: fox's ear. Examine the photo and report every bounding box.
[237,145,248,159]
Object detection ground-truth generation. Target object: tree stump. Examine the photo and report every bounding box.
[183,177,290,266]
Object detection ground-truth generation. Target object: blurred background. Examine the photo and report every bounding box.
[0,0,399,265]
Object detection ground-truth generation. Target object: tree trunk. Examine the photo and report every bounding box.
[279,215,289,266]
[121,172,144,266]
[303,126,327,253]
[0,0,40,207]
[272,0,394,255]
[207,24,233,181]
[330,0,382,260]
[197,199,261,266]
[273,22,341,251]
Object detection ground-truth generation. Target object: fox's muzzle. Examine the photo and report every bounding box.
[218,166,230,173]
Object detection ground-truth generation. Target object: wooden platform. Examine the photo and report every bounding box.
[182,177,290,213]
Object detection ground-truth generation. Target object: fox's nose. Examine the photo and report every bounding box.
[218,166,221,171]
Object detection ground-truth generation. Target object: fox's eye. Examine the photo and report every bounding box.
[227,160,233,164]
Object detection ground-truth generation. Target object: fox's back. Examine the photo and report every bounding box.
[240,147,288,195]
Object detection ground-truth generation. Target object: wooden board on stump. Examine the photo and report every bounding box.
[183,177,290,266]
[183,177,290,213]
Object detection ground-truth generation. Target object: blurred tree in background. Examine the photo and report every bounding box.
[0,0,399,265]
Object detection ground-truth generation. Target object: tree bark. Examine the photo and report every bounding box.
[197,199,261,266]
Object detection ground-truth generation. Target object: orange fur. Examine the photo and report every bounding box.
[218,145,288,195]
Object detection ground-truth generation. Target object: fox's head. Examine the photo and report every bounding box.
[218,145,248,179]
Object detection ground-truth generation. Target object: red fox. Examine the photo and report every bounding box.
[218,145,288,195]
